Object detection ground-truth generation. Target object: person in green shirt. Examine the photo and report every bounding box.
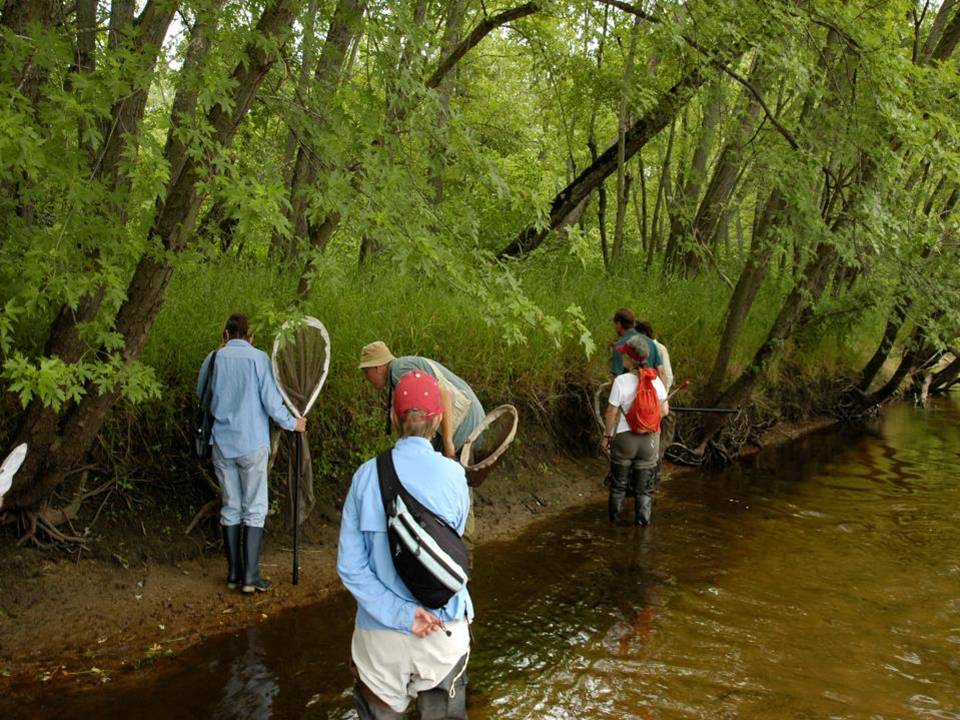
[609,307,661,377]
[358,341,485,459]
[359,341,486,554]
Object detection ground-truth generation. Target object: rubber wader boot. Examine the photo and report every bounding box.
[632,467,657,526]
[608,463,631,523]
[241,526,270,593]
[222,523,243,590]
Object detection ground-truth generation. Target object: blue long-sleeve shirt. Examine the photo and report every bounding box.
[337,436,474,632]
[196,339,298,458]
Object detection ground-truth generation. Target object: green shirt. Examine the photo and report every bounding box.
[387,356,485,451]
[610,329,661,375]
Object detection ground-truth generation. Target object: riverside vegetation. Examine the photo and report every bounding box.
[1,0,959,547]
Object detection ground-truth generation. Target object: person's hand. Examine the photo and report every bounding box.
[600,435,612,456]
[412,607,441,638]
[295,417,307,433]
[443,439,457,460]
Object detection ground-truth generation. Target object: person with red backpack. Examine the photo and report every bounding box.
[601,335,669,526]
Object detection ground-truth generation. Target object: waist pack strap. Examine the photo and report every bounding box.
[376,451,400,517]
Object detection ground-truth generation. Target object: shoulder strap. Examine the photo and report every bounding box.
[376,449,460,534]
[200,350,218,409]
[384,382,393,435]
[424,358,447,387]
[376,450,401,515]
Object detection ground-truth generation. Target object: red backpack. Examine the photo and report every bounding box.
[624,368,661,433]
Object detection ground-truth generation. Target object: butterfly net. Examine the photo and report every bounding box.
[271,317,330,526]
[593,381,613,431]
[459,405,518,487]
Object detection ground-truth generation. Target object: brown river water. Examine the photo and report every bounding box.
[9,396,960,719]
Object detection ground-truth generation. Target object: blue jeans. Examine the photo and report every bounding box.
[213,444,270,527]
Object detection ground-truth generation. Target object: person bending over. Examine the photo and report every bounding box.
[358,341,484,459]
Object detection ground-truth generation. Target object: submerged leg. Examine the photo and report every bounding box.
[631,465,659,526]
[608,462,631,523]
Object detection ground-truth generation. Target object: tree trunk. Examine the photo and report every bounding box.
[665,82,721,274]
[499,39,748,258]
[6,0,297,512]
[930,2,960,61]
[647,119,675,268]
[863,311,945,407]
[611,14,641,268]
[710,241,839,414]
[589,139,611,271]
[930,354,960,394]
[856,187,957,391]
[283,0,367,259]
[281,0,319,188]
[702,190,785,403]
[0,0,64,219]
[635,150,648,253]
[430,0,467,204]
[856,298,911,392]
[683,59,768,274]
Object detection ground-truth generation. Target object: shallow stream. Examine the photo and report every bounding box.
[17,397,960,719]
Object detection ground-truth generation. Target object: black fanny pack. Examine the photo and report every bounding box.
[377,451,469,610]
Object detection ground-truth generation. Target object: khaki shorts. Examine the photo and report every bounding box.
[351,620,470,713]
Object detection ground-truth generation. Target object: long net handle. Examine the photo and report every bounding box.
[292,431,301,586]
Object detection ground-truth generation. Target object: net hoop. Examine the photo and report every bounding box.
[458,404,518,487]
[0,443,28,503]
[271,316,331,418]
[593,381,612,430]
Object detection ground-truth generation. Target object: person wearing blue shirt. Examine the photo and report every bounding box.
[197,313,306,594]
[338,370,473,719]
[609,307,661,376]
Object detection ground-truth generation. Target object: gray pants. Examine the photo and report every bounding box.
[212,444,269,527]
[611,430,660,470]
[352,654,468,720]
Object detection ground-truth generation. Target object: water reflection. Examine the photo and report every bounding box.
[215,628,279,720]
[9,396,960,720]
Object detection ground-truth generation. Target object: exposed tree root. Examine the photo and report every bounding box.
[184,497,221,535]
[1,475,113,547]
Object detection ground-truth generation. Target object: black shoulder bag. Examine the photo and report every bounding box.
[192,351,218,460]
[376,451,469,609]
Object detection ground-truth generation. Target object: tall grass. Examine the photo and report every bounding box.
[137,254,883,496]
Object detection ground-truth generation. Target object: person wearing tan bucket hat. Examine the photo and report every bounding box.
[360,341,485,559]
[358,341,484,461]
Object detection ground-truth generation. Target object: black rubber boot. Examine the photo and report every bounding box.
[608,463,630,523]
[632,467,658,526]
[222,523,243,590]
[241,525,270,593]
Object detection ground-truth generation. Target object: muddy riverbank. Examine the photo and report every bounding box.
[0,417,835,692]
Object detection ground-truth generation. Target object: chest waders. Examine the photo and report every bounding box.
[609,461,661,526]
[631,464,660,526]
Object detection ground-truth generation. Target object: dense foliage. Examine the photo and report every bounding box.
[1,0,958,523]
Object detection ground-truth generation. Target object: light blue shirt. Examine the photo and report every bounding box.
[197,339,298,459]
[337,436,474,632]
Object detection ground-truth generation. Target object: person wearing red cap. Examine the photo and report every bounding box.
[602,335,669,526]
[338,370,473,719]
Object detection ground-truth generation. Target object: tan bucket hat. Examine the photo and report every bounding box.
[358,341,396,369]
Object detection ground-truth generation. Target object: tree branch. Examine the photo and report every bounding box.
[425,2,539,88]
[594,0,659,23]
[595,0,799,151]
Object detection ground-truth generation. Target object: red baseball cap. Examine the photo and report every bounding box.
[393,370,443,419]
